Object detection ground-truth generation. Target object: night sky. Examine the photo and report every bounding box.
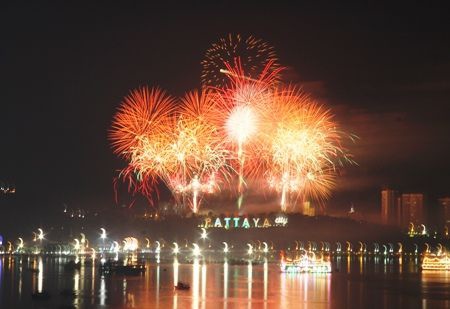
[1,2,449,222]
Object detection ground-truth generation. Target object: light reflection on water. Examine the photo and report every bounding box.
[223,259,228,308]
[0,255,450,308]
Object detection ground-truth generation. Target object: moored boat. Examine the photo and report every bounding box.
[281,251,331,273]
[421,253,450,271]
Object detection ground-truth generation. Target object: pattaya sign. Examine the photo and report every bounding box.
[201,215,288,229]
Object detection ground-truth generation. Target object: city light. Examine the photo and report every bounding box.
[223,242,229,253]
[262,242,269,253]
[17,238,24,250]
[74,239,80,251]
[192,243,201,257]
[100,228,107,240]
[200,228,208,240]
[247,243,253,255]
[37,228,44,241]
[123,237,139,251]
[173,242,179,255]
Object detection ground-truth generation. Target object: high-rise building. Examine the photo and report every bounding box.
[400,193,424,228]
[438,197,450,229]
[381,189,399,225]
[302,201,315,216]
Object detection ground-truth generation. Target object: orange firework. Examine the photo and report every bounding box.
[213,60,283,208]
[109,87,176,200]
[110,87,175,158]
[162,90,230,212]
[109,35,355,213]
[261,86,352,211]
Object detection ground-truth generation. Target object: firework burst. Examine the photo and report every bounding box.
[164,90,230,212]
[201,34,279,88]
[110,35,355,213]
[261,86,352,211]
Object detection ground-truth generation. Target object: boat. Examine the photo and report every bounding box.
[100,261,146,275]
[280,251,331,273]
[421,253,450,271]
[227,259,249,265]
[175,281,190,290]
[60,289,77,298]
[64,260,81,271]
[31,291,51,300]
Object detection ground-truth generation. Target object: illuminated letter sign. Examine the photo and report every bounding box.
[274,216,288,226]
[224,218,231,229]
[214,218,222,228]
[201,215,288,229]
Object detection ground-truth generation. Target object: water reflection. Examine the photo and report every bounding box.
[173,258,178,309]
[223,260,228,309]
[100,275,106,306]
[247,260,252,303]
[37,257,43,293]
[192,258,200,309]
[173,258,179,284]
[156,264,160,305]
[18,257,22,297]
[0,257,3,301]
[74,272,80,307]
[1,256,450,308]
[263,258,268,302]
[201,262,207,309]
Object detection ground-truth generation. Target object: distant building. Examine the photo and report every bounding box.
[381,189,400,225]
[438,197,450,229]
[302,201,315,216]
[400,193,425,228]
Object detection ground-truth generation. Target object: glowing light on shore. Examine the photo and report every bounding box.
[37,228,44,241]
[200,228,208,240]
[223,242,229,253]
[123,237,138,251]
[192,243,201,257]
[100,228,107,240]
[17,238,24,251]
[173,242,179,255]
[262,242,269,253]
[247,243,253,255]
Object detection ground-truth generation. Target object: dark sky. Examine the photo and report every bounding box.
[1,2,449,219]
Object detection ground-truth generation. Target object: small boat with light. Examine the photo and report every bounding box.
[175,281,190,290]
[281,251,331,273]
[31,291,51,300]
[100,260,146,275]
[64,260,81,271]
[421,253,450,271]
